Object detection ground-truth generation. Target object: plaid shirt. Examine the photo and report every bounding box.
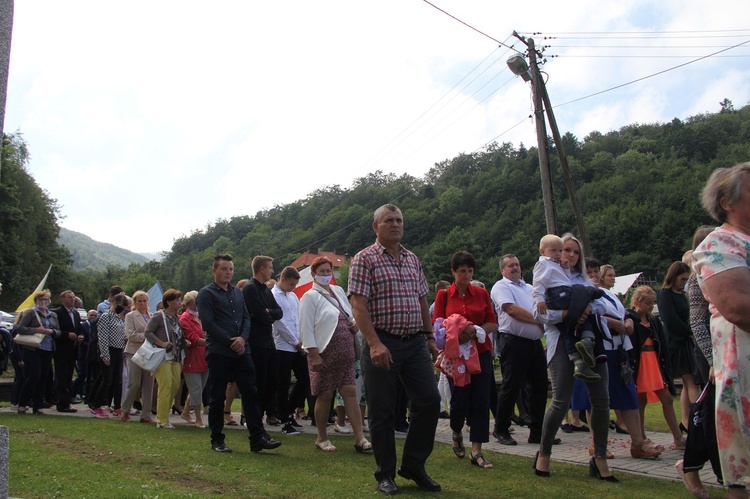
[348,241,429,335]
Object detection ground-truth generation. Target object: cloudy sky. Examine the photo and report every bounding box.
[5,1,750,254]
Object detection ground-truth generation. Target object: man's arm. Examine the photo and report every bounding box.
[242,283,275,325]
[502,303,540,325]
[197,288,235,347]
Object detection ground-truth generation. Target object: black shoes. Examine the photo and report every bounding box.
[281,422,301,435]
[250,436,282,452]
[528,435,561,445]
[495,431,518,446]
[57,407,78,413]
[212,442,232,453]
[511,414,532,427]
[397,468,441,492]
[532,451,550,477]
[377,476,399,495]
[589,457,619,482]
[438,410,450,419]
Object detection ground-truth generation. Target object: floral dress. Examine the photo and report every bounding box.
[694,226,750,487]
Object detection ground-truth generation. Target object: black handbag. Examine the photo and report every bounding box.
[617,343,633,385]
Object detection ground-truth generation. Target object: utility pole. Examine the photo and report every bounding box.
[540,82,591,256]
[509,31,591,255]
[528,37,558,235]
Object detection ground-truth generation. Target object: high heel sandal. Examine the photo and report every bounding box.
[589,457,619,482]
[589,446,614,459]
[532,451,550,477]
[470,452,493,468]
[630,442,661,459]
[224,411,238,426]
[451,434,465,459]
[679,422,689,435]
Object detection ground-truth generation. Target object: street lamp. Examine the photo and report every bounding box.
[506,54,531,82]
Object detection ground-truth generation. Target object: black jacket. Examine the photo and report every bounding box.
[242,278,283,349]
[52,306,82,360]
[625,308,676,396]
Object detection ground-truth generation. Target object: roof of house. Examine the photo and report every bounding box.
[288,249,349,270]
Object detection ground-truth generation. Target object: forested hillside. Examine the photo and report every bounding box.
[58,227,150,271]
[156,104,750,294]
[3,104,749,309]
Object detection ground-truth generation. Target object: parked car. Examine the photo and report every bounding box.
[1,310,17,329]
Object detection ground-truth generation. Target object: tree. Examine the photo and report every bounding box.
[0,0,13,180]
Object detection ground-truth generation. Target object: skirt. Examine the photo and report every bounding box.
[308,312,355,396]
[637,338,667,404]
[606,349,639,410]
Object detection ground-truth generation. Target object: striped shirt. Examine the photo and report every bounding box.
[348,241,428,336]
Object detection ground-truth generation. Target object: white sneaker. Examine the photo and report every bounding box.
[156,422,175,429]
[334,423,352,434]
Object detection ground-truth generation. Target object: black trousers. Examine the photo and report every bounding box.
[54,353,76,409]
[19,348,52,410]
[363,331,440,481]
[495,334,548,436]
[207,352,264,444]
[275,350,309,422]
[251,346,278,418]
[94,348,123,409]
[449,350,493,443]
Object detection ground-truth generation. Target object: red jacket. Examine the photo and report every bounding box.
[438,313,481,387]
[179,311,207,373]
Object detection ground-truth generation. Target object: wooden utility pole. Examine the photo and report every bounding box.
[527,38,558,235]
[540,82,591,256]
[511,32,591,255]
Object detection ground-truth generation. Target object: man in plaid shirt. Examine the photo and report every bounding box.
[349,204,441,496]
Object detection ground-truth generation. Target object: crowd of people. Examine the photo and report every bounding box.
[4,162,750,496]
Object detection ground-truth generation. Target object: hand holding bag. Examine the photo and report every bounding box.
[132,313,169,372]
[13,311,47,349]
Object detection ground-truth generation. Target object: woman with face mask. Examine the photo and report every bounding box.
[299,256,371,453]
[91,293,130,418]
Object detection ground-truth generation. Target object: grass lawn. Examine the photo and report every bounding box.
[5,414,704,499]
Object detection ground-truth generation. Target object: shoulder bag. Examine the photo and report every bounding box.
[13,311,46,349]
[131,313,169,373]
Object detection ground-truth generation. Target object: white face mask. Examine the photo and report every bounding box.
[314,275,333,286]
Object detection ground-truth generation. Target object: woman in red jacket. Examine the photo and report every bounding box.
[179,290,208,428]
[433,251,498,469]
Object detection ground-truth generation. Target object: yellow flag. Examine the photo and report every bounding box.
[15,265,53,312]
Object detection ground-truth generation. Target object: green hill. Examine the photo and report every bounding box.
[58,227,152,271]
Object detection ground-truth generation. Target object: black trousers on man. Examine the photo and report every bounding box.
[363,331,440,482]
[54,353,76,410]
[275,350,309,422]
[207,352,264,445]
[251,346,278,419]
[495,334,548,437]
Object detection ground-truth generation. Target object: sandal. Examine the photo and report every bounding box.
[643,438,664,452]
[140,417,155,424]
[354,438,372,453]
[452,433,465,459]
[589,446,614,459]
[121,413,131,422]
[181,414,195,424]
[470,452,493,468]
[316,440,337,452]
[631,442,661,459]
[224,411,238,426]
[670,439,686,451]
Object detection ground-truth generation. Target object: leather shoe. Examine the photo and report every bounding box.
[377,476,399,495]
[212,442,232,453]
[528,435,561,445]
[495,431,517,446]
[250,436,282,452]
[57,407,78,413]
[397,468,441,492]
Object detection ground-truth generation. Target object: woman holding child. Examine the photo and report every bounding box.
[533,234,617,482]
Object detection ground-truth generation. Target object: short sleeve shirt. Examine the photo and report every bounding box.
[694,226,750,315]
[348,241,429,335]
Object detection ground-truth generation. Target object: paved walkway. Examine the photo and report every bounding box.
[5,403,720,490]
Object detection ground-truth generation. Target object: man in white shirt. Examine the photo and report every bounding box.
[271,266,308,436]
[491,254,551,446]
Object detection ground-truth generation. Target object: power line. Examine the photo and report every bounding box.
[421,0,514,49]
[554,38,750,108]
[520,29,750,35]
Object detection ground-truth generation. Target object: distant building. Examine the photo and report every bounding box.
[288,248,349,274]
